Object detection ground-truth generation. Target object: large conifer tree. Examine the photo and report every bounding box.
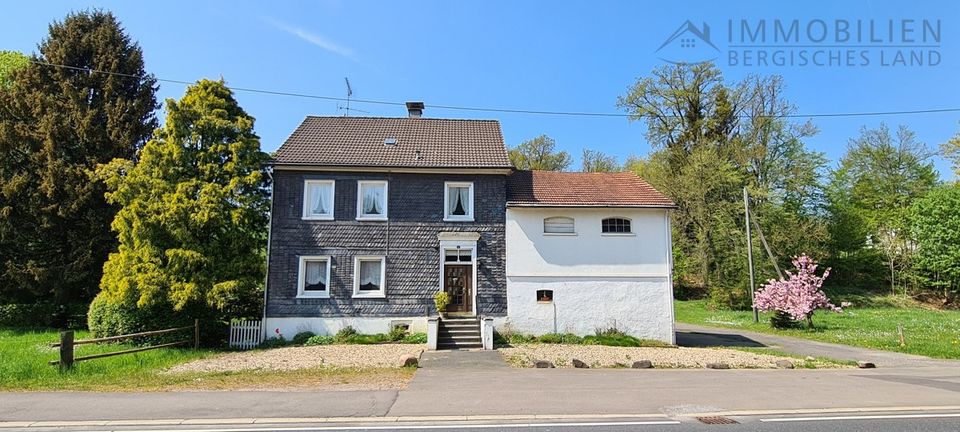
[0,11,157,307]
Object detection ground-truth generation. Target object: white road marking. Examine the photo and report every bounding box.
[89,421,680,432]
[761,413,960,422]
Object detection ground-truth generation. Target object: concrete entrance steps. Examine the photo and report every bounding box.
[437,316,482,350]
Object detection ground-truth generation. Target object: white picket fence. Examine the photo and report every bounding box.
[229,319,263,350]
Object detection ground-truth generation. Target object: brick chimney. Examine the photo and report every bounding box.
[406,101,425,118]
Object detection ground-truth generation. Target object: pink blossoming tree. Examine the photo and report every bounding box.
[754,254,841,328]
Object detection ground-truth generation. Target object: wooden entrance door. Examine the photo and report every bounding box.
[443,265,472,314]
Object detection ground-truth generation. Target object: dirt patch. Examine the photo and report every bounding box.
[500,344,845,368]
[168,344,425,373]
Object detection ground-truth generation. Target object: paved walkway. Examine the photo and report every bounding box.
[675,323,958,368]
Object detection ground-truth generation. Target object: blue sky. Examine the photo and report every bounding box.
[4,0,959,178]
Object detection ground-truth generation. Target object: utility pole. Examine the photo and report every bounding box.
[744,187,759,323]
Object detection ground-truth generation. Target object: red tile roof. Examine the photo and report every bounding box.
[507,171,676,208]
[273,116,512,168]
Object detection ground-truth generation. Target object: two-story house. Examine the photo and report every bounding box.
[264,103,511,348]
[263,103,677,348]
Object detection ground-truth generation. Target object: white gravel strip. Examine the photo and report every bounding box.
[500,344,834,368]
[168,344,426,373]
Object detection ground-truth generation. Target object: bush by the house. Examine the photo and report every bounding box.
[87,293,228,346]
[292,331,315,345]
[402,332,428,344]
[304,335,334,346]
[388,325,408,342]
[258,336,289,349]
[496,328,672,348]
[297,330,426,346]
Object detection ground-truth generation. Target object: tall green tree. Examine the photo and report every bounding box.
[0,51,28,88]
[96,79,270,320]
[910,184,960,304]
[508,135,571,171]
[619,63,827,307]
[0,11,158,306]
[581,149,620,172]
[826,124,938,294]
[942,123,960,176]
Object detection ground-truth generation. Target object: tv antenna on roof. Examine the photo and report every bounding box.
[338,77,368,116]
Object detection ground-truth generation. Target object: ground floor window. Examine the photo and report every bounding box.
[298,256,331,298]
[354,256,386,298]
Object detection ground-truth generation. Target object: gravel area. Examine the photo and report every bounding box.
[168,344,426,373]
[500,344,841,368]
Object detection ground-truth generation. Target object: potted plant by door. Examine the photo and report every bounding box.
[434,291,451,318]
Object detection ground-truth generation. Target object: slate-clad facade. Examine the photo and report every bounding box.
[265,170,507,318]
[263,109,513,337]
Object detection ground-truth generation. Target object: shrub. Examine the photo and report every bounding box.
[538,333,564,344]
[433,291,450,314]
[583,334,643,347]
[304,335,334,346]
[754,254,841,328]
[402,332,427,344]
[292,331,316,345]
[259,336,289,349]
[334,326,358,343]
[87,293,227,346]
[388,325,408,342]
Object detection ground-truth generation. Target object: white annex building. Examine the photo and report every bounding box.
[505,171,677,343]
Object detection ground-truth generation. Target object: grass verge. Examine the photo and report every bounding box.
[0,327,414,391]
[674,300,960,359]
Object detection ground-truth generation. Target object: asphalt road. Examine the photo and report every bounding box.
[13,412,960,432]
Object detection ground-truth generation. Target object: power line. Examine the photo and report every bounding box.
[29,60,960,119]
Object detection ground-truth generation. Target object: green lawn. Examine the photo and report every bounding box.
[674,300,960,360]
[0,328,413,391]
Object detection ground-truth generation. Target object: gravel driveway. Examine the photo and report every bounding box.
[168,344,425,373]
[500,344,841,368]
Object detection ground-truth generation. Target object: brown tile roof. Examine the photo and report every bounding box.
[273,116,512,168]
[507,170,676,208]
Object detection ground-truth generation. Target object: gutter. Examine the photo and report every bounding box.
[260,166,275,340]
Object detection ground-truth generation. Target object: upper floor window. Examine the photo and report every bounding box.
[298,256,331,298]
[543,216,575,234]
[303,180,335,220]
[357,181,388,220]
[444,182,474,221]
[601,217,632,234]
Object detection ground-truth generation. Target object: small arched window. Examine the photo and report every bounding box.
[601,217,632,233]
[543,216,575,234]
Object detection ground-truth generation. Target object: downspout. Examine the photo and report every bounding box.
[261,166,275,341]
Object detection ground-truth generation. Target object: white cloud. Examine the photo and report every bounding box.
[265,18,358,62]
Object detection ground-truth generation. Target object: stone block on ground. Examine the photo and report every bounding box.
[705,362,730,369]
[857,361,877,369]
[775,360,795,369]
[534,360,555,368]
[571,359,589,368]
[631,360,653,369]
[399,354,419,367]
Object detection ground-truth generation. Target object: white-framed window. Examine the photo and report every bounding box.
[543,216,575,234]
[357,181,388,220]
[444,182,474,221]
[443,248,473,263]
[303,180,335,220]
[298,256,331,298]
[601,217,633,234]
[353,256,386,298]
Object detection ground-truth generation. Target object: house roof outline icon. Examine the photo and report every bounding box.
[657,20,720,52]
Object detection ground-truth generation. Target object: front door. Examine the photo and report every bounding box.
[443,265,472,314]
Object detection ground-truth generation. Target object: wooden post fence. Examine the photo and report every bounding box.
[51,320,199,369]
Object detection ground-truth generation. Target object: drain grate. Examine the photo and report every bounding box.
[696,416,740,425]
